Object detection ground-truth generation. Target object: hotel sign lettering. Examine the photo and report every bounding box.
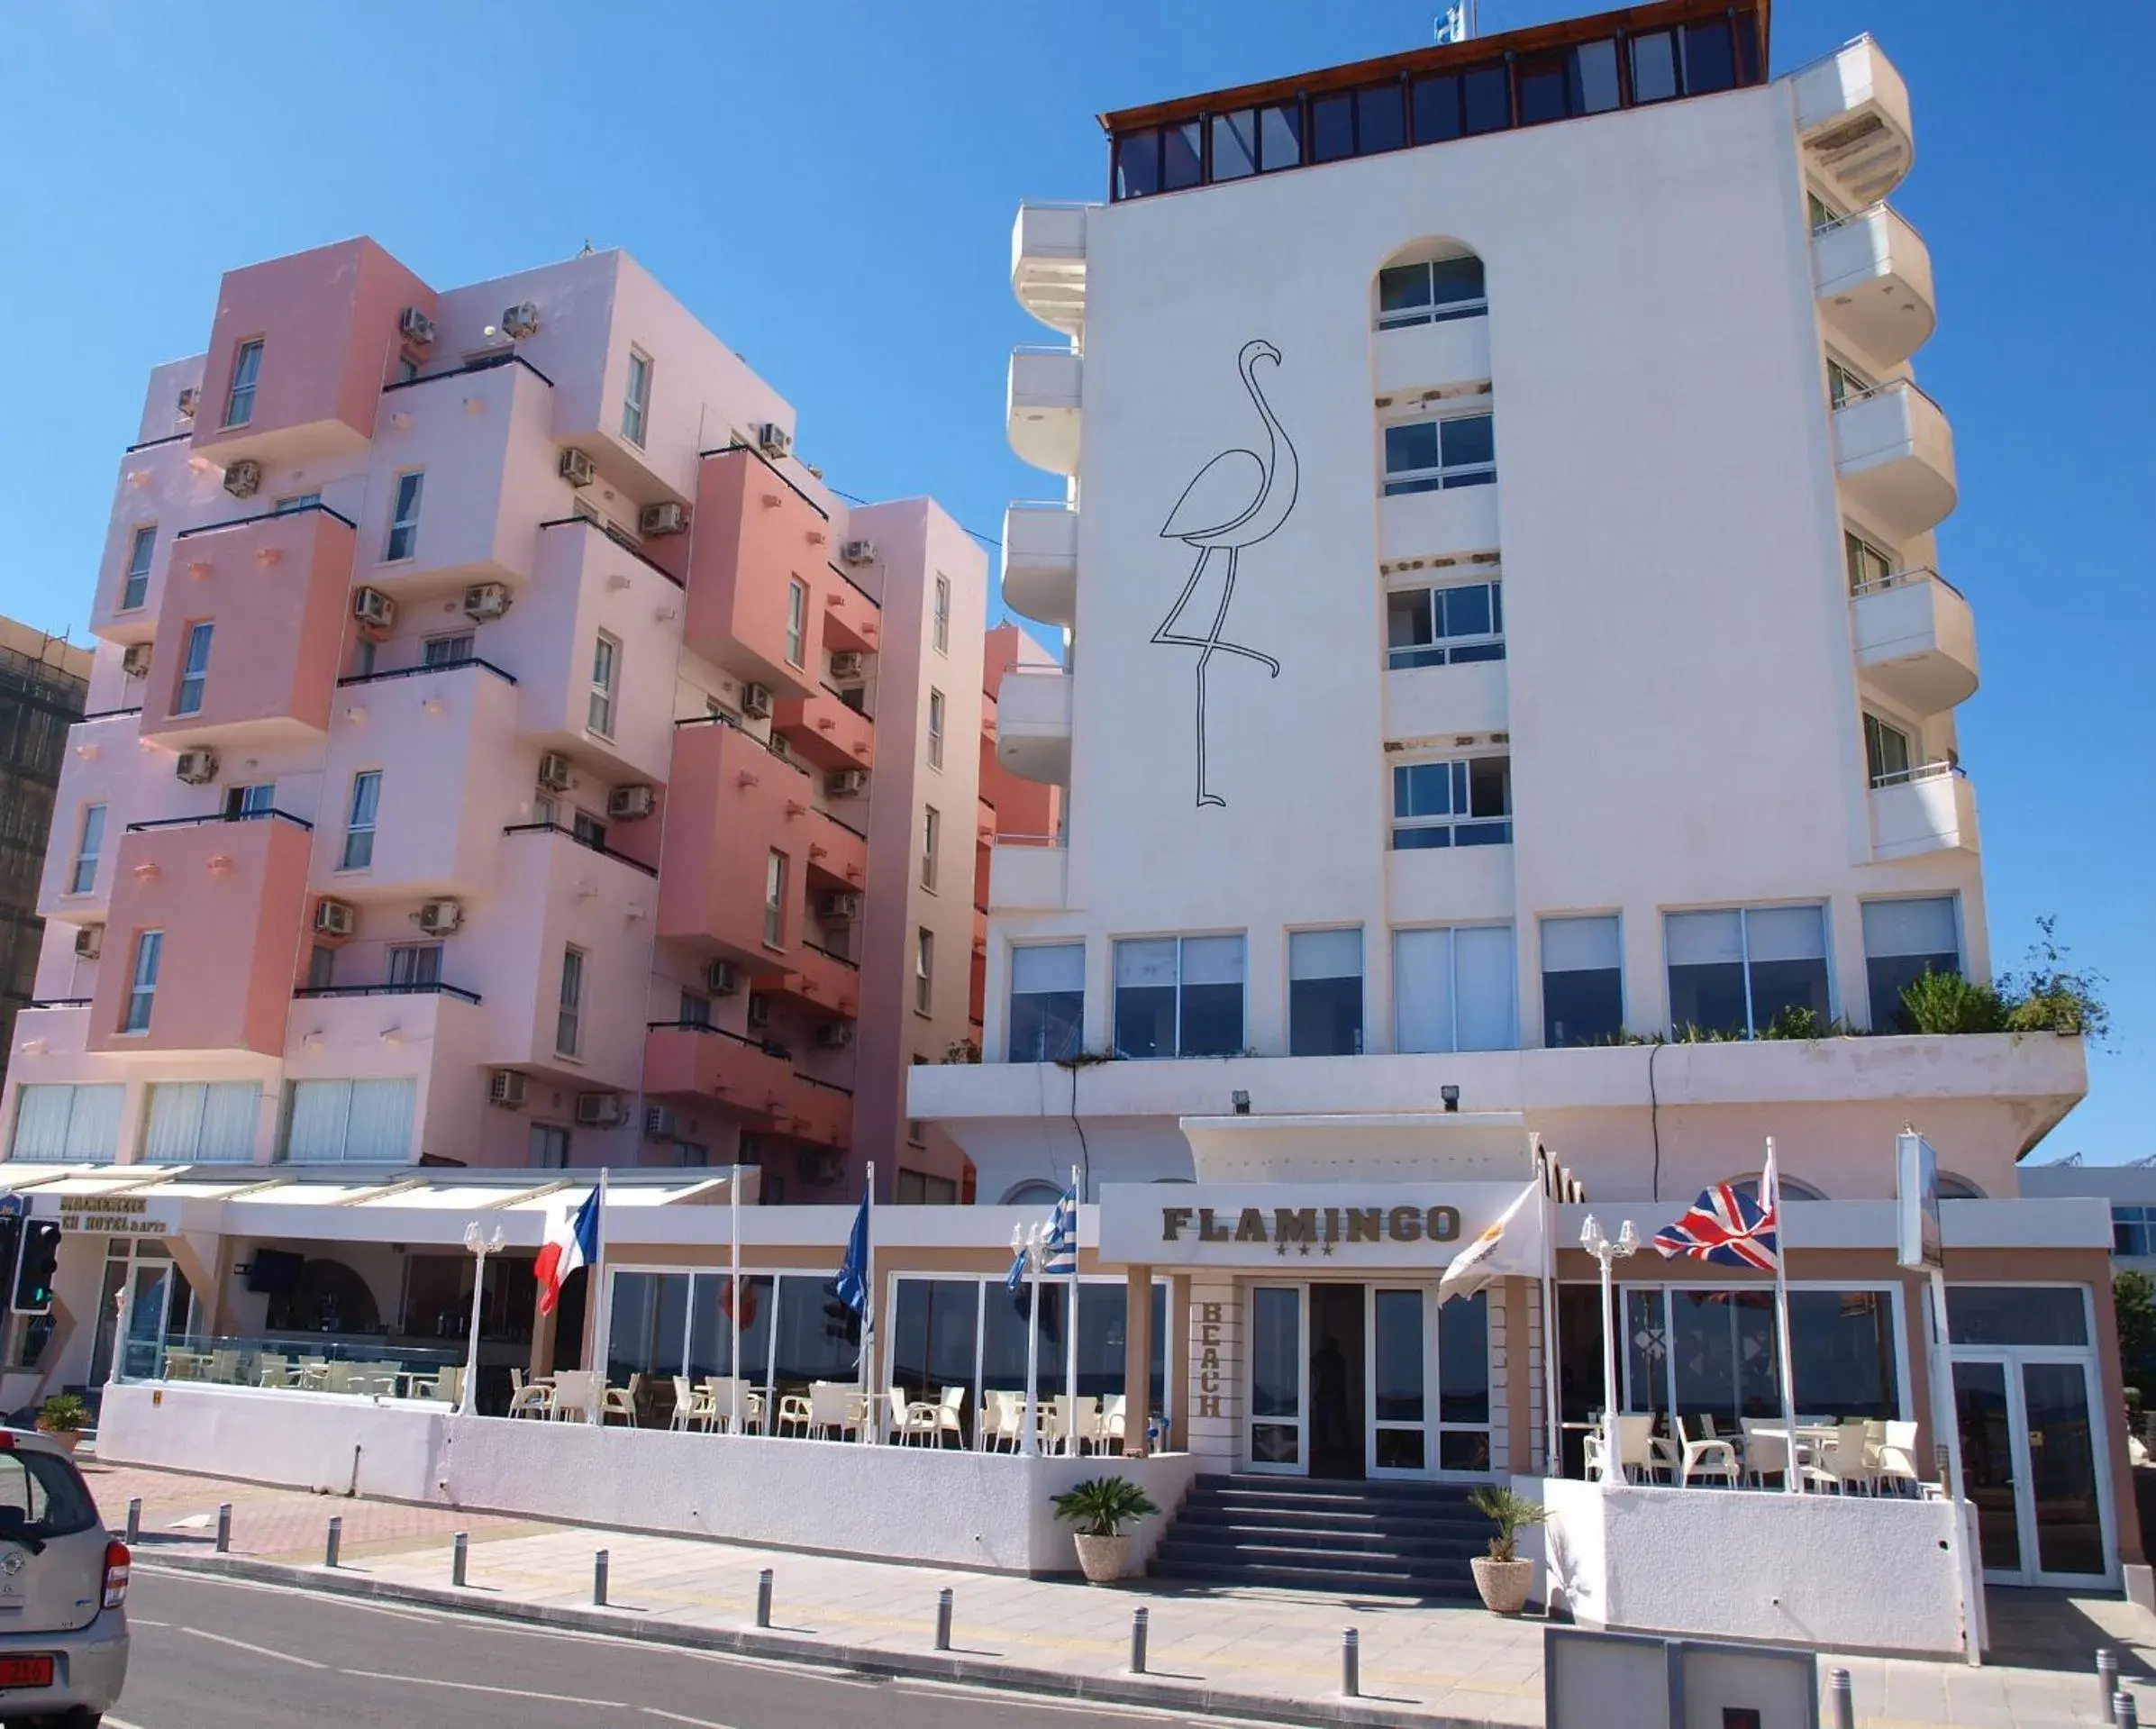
[1096,1181,1533,1269]
[53,1196,170,1236]
[1162,1205,1460,1248]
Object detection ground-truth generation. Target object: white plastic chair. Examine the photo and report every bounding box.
[507,1370,553,1420]
[808,1381,859,1441]
[601,1372,642,1426]
[774,1389,813,1438]
[978,1390,1018,1452]
[550,1369,599,1423]
[1100,1394,1128,1455]
[1740,1418,1790,1488]
[1873,1419,1923,1497]
[704,1377,759,1434]
[932,1386,967,1449]
[1802,1422,1871,1495]
[886,1388,939,1446]
[1675,1415,1738,1488]
[670,1376,715,1432]
[258,1356,295,1390]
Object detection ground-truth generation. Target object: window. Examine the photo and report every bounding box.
[1387,581,1502,669]
[915,927,935,1015]
[224,339,262,426]
[384,470,424,562]
[1113,934,1244,1059]
[120,526,155,612]
[1377,257,1487,330]
[531,1124,570,1169]
[556,947,586,1056]
[1631,30,1679,102]
[1516,39,1624,125]
[571,807,607,850]
[588,632,619,737]
[1864,713,1915,786]
[395,354,420,385]
[123,929,163,1033]
[1395,924,1515,1052]
[1289,928,1363,1056]
[678,988,713,1028]
[1542,915,1623,1046]
[785,579,807,668]
[423,632,474,667]
[763,851,787,947]
[1665,905,1831,1037]
[1392,757,1511,849]
[8,1084,124,1163]
[340,770,381,870]
[1382,414,1496,495]
[223,784,273,819]
[932,575,951,656]
[285,1078,416,1164]
[2116,1208,2156,1259]
[174,622,213,716]
[387,943,442,987]
[307,944,337,990]
[1807,189,1845,233]
[274,491,321,514]
[927,688,946,769]
[1826,356,1873,411]
[1861,896,1960,1031]
[351,636,378,678]
[1845,530,1896,594]
[68,804,105,896]
[144,1080,259,1162]
[1009,943,1084,1061]
[622,348,651,447]
[921,806,940,890]
[1210,109,1258,179]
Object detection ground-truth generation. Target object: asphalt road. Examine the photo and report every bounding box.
[106,1569,1261,1729]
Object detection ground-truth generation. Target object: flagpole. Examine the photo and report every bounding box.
[1765,1138,1800,1494]
[1535,1138,1561,1475]
[860,1160,876,1445]
[1021,1231,1042,1461]
[730,1161,743,1435]
[587,1167,611,1426]
[1063,1164,1082,1457]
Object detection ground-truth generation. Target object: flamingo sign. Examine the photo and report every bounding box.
[1152,338,1299,808]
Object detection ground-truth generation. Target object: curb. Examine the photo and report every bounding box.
[137,1551,1510,1729]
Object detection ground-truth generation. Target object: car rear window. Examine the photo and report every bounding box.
[0,1451,99,1542]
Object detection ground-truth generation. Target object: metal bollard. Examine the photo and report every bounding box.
[214,1503,232,1554]
[754,1568,773,1629]
[1828,1667,1854,1729]
[1342,1626,1360,1698]
[2116,1689,2139,1729]
[451,1532,468,1588]
[323,1516,341,1570]
[593,1549,609,1607]
[933,1587,953,1652]
[2100,1651,2121,1717]
[124,1498,141,1544]
[1130,1606,1149,1675]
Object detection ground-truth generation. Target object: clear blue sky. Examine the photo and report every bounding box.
[4,3,2148,1159]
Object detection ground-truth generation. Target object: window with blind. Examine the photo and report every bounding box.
[1665,905,1831,1037]
[1288,928,1363,1056]
[284,1078,416,1164]
[1541,915,1623,1047]
[1394,924,1515,1053]
[1009,942,1084,1061]
[7,1084,124,1163]
[1860,896,1960,1032]
[144,1080,260,1162]
[1114,935,1245,1059]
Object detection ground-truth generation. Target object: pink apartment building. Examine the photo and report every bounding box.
[3,236,996,1203]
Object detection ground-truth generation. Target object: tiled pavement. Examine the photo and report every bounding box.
[82,1458,2156,1727]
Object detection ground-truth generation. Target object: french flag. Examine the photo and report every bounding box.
[535,1188,601,1315]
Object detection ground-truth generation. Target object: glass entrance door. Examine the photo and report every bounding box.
[1247,1285,1305,1472]
[1369,1288,1427,1476]
[1954,1353,2113,1586]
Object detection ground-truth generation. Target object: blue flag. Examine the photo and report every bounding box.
[834,1179,872,1322]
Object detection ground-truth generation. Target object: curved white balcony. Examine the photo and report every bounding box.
[994,664,1071,786]
[1794,35,1915,206]
[1814,205,1934,368]
[1833,379,1956,540]
[1011,204,1089,339]
[1007,347,1082,476]
[1870,761,1978,862]
[1851,569,1978,716]
[1001,502,1078,629]
[988,836,1070,912]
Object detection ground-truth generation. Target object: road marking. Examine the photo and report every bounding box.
[183,1627,328,1668]
[643,1710,745,1728]
[341,1668,627,1707]
[129,1616,171,1627]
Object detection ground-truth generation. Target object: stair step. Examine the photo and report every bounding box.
[1179,1502,1490,1530]
[1148,1556,1479,1598]
[1163,1527,1488,1560]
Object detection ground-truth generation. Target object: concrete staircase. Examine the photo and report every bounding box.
[1148,1474,1494,1599]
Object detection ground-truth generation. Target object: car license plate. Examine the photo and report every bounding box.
[0,1655,53,1688]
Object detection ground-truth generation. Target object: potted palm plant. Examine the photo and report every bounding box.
[1051,1476,1160,1584]
[35,1393,88,1455]
[1467,1484,1547,1615]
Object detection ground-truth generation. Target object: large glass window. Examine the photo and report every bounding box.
[174,622,213,716]
[1845,530,1896,594]
[1391,757,1511,849]
[1861,896,1960,1031]
[1617,1285,1900,1432]
[1288,928,1363,1057]
[1009,943,1083,1061]
[1113,934,1244,1059]
[224,339,262,427]
[1945,1286,2089,1349]
[384,471,424,562]
[1387,581,1502,669]
[1665,905,1830,1037]
[8,1084,124,1163]
[423,632,474,668]
[121,526,155,612]
[387,943,442,987]
[2118,1209,2156,1259]
[144,1080,260,1162]
[1383,414,1496,495]
[285,1078,416,1163]
[1542,914,1623,1046]
[1438,1289,1491,1470]
[123,929,162,1033]
[68,803,105,896]
[1378,257,1487,331]
[1864,712,1915,786]
[1395,924,1515,1053]
[339,770,380,871]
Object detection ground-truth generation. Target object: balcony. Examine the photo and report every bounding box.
[1385,655,1508,741]
[803,807,868,892]
[776,1073,853,1151]
[643,1023,791,1124]
[1833,380,1957,540]
[1794,36,1914,207]
[754,940,860,1024]
[988,838,1070,913]
[1387,833,1515,926]
[773,687,874,774]
[994,665,1072,786]
[1374,316,1492,400]
[657,718,817,968]
[1378,482,1501,565]
[1001,502,1078,629]
[1011,204,1089,338]
[1870,762,1979,862]
[1813,206,1934,368]
[686,450,828,701]
[1007,347,1082,476]
[823,567,882,656]
[141,505,356,750]
[1851,569,1978,716]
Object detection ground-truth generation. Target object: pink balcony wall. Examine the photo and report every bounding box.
[93,441,227,647]
[643,1024,791,1123]
[773,687,874,774]
[88,816,312,1056]
[685,452,828,700]
[192,238,437,467]
[657,722,813,969]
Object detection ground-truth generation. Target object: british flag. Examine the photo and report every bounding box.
[1652,1180,1779,1271]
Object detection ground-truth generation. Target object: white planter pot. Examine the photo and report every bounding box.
[1471,1556,1533,1615]
[1072,1533,1132,1584]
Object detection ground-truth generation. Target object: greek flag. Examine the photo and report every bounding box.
[1005,1181,1080,1289]
[1434,2,1469,44]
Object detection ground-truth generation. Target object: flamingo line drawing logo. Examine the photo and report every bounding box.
[1153,338,1299,809]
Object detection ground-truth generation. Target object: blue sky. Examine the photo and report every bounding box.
[3,3,2148,1158]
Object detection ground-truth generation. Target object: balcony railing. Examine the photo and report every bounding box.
[295,981,483,1005]
[125,808,314,834]
[1850,565,1963,603]
[814,805,868,842]
[501,821,659,878]
[25,998,92,1010]
[123,431,193,454]
[802,940,860,972]
[673,710,810,779]
[646,1018,787,1052]
[77,706,144,723]
[172,499,359,540]
[1869,759,1964,793]
[537,513,684,589]
[796,1072,854,1097]
[381,349,556,394]
[339,658,519,688]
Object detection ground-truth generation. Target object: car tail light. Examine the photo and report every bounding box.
[102,1540,131,1609]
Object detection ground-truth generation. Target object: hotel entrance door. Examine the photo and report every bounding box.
[1308,1284,1366,1479]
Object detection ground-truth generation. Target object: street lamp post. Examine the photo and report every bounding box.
[1009,1221,1056,1459]
[459,1222,505,1419]
[1578,1214,1638,1482]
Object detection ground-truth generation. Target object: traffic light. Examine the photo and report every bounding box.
[12,1222,60,1316]
[0,1216,20,1312]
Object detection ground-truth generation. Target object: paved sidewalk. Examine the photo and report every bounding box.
[83,1459,2155,1728]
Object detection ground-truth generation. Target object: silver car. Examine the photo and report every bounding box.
[0,1429,128,1728]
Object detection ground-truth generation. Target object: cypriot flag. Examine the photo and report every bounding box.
[1437,1181,1540,1305]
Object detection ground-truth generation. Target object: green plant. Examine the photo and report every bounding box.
[940,1038,982,1065]
[2117,1271,2156,1400]
[37,1393,87,1434]
[1997,917,2111,1045]
[1468,1485,1548,1563]
[1051,1476,1160,1539]
[1898,969,2009,1036]
[1761,1004,1827,1041]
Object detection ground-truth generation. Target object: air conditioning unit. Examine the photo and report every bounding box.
[745,996,772,1030]
[828,651,865,681]
[175,749,219,786]
[818,891,861,922]
[487,1069,527,1110]
[121,643,152,679]
[73,925,102,960]
[462,582,511,621]
[414,898,464,936]
[639,501,688,537]
[499,302,541,341]
[223,460,261,500]
[351,587,396,631]
[536,751,574,792]
[795,1148,841,1186]
[815,1021,853,1051]
[558,448,596,488]
[741,682,772,719]
[753,422,792,460]
[398,306,437,346]
[177,387,200,420]
[705,960,740,996]
[826,769,867,798]
[839,540,876,567]
[575,1092,625,1128]
[607,784,655,821]
[313,897,358,938]
[643,1105,678,1141]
